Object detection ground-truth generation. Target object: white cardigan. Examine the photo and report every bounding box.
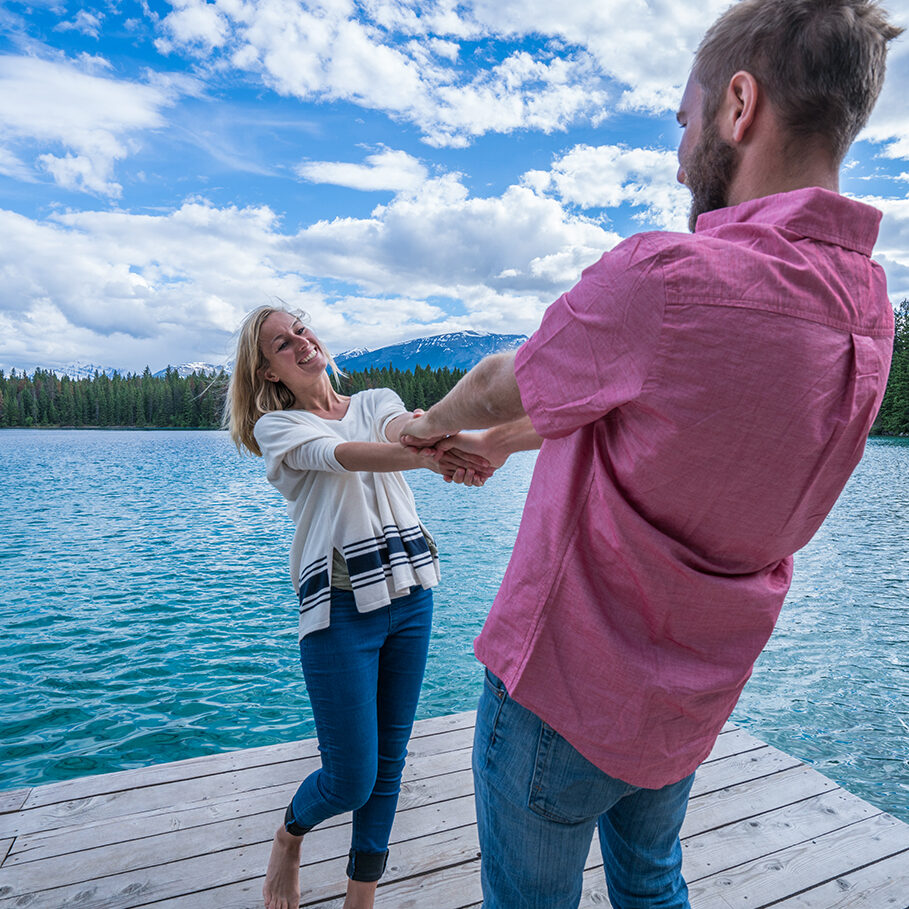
[254,389,440,639]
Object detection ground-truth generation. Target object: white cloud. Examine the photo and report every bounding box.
[460,0,728,112]
[154,0,231,54]
[0,165,623,370]
[153,0,909,152]
[0,55,182,196]
[55,10,103,39]
[38,152,119,196]
[156,0,619,145]
[528,143,690,231]
[290,172,618,302]
[863,19,909,161]
[851,191,909,301]
[0,146,34,181]
[297,148,429,193]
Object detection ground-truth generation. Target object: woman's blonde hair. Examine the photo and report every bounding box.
[223,304,343,456]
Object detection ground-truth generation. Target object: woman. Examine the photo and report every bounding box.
[225,305,488,909]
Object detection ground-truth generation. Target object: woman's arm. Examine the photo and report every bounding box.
[333,441,443,473]
[330,410,493,482]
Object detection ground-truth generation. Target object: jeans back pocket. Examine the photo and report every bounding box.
[528,723,633,824]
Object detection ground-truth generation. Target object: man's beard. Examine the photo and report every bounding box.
[685,118,739,232]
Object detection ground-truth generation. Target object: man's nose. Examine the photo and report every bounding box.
[677,166,687,186]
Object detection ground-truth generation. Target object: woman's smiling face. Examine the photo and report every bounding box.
[259,311,328,387]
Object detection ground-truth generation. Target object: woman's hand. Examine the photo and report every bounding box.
[413,441,492,486]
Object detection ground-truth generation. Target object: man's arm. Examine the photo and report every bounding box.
[399,352,526,443]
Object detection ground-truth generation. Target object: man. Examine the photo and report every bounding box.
[401,1,902,906]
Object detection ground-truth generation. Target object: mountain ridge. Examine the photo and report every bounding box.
[13,331,529,379]
[335,330,527,372]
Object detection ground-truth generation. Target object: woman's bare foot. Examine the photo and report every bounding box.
[263,825,303,909]
[343,879,378,909]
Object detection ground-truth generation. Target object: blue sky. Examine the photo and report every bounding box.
[1,0,908,374]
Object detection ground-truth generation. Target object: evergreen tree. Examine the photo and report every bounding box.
[876,299,909,435]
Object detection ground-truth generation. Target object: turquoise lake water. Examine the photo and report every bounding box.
[1,430,907,823]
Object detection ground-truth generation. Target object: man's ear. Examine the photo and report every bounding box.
[725,70,759,144]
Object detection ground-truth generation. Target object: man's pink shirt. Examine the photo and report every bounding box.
[474,188,894,789]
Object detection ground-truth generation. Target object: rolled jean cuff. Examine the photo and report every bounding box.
[284,802,313,837]
[346,848,389,882]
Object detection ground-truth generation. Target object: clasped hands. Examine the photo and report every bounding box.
[399,409,501,487]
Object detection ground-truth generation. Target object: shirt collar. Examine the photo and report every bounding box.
[694,187,882,256]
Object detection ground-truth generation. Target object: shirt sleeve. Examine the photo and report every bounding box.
[367,388,409,440]
[254,411,345,475]
[515,233,667,439]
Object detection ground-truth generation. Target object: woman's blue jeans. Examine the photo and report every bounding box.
[473,670,695,909]
[286,586,432,882]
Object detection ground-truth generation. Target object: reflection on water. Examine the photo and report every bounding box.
[1,431,907,823]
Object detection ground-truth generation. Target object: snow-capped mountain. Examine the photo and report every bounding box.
[335,330,528,373]
[152,362,226,378]
[16,361,226,379]
[38,362,123,380]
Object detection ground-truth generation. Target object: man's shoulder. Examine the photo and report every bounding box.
[599,229,704,268]
[579,230,703,288]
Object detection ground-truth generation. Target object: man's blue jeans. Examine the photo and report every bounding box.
[286,586,432,882]
[473,670,695,909]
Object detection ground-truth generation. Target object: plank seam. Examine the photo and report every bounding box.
[5,813,481,893]
[681,783,844,839]
[689,761,804,802]
[757,842,909,909]
[117,834,483,908]
[685,810,889,889]
[6,770,478,864]
[701,742,767,766]
[298,854,483,909]
[17,715,476,811]
[17,745,474,815]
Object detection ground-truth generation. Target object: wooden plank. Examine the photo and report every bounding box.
[4,710,908,909]
[16,711,477,813]
[0,812,481,909]
[4,755,474,881]
[687,812,909,908]
[7,743,470,864]
[0,773,475,902]
[682,789,882,882]
[688,745,801,799]
[767,847,909,908]
[305,852,483,909]
[0,791,29,816]
[571,787,880,887]
[3,729,474,840]
[701,727,766,764]
[682,764,838,837]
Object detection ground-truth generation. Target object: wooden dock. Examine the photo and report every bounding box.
[1,711,907,908]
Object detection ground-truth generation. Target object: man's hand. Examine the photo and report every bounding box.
[431,431,509,472]
[399,407,451,448]
[410,431,495,486]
